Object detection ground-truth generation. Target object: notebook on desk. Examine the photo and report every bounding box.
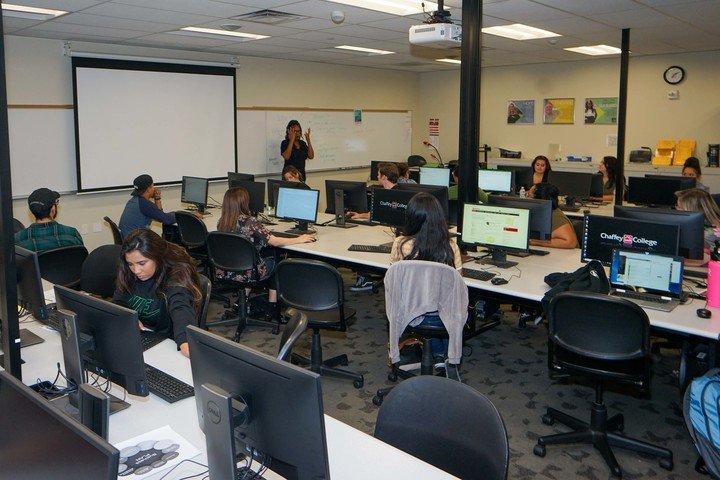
[608,249,684,312]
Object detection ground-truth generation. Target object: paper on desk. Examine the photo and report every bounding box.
[114,425,200,478]
[44,288,56,304]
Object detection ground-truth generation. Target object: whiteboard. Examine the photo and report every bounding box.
[238,110,412,174]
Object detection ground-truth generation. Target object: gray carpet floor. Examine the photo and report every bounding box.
[207,271,704,479]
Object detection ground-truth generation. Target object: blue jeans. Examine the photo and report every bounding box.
[417,313,448,359]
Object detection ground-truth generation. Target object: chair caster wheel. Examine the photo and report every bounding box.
[353,378,364,389]
[541,414,555,425]
[372,395,383,406]
[659,459,673,471]
[388,372,397,382]
[271,327,279,335]
[533,444,546,457]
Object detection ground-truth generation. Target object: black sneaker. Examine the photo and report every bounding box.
[349,276,373,292]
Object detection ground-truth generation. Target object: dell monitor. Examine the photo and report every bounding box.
[628,176,696,207]
[231,180,265,215]
[187,326,330,480]
[614,205,705,260]
[487,195,553,240]
[394,183,449,220]
[370,188,417,228]
[369,160,400,180]
[0,370,120,479]
[267,179,309,209]
[181,176,209,213]
[478,169,513,193]
[644,174,697,190]
[324,180,368,214]
[547,171,593,204]
[228,171,255,186]
[54,285,148,405]
[419,167,450,187]
[461,203,530,268]
[15,245,52,323]
[497,165,533,192]
[589,173,605,198]
[581,214,680,265]
[276,187,319,235]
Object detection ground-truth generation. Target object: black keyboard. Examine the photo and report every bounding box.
[141,332,166,351]
[559,205,581,212]
[144,364,194,403]
[462,269,496,281]
[270,230,299,238]
[615,290,671,304]
[528,249,550,256]
[684,269,708,279]
[348,244,391,254]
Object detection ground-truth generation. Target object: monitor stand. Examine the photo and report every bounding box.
[19,328,44,347]
[286,221,316,236]
[52,387,129,416]
[476,249,518,269]
[330,190,356,229]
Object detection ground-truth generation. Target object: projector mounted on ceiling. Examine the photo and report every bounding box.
[408,1,461,49]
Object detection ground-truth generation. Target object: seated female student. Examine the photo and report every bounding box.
[282,165,307,185]
[531,155,551,187]
[598,156,620,201]
[676,188,720,265]
[390,192,463,360]
[528,183,578,249]
[683,157,710,192]
[113,228,202,358]
[216,187,316,319]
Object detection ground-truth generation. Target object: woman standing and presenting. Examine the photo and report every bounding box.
[281,120,314,180]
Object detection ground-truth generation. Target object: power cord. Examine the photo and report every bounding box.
[158,459,209,480]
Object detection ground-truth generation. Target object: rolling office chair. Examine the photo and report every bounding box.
[275,258,364,388]
[103,216,123,245]
[407,155,427,167]
[277,309,309,362]
[80,244,121,298]
[206,231,279,341]
[197,274,212,330]
[12,218,25,234]
[37,245,89,289]
[375,376,509,480]
[534,292,673,477]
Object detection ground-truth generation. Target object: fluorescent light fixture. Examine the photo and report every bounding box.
[327,0,437,16]
[436,58,461,64]
[482,23,560,41]
[1,3,68,20]
[334,45,394,55]
[178,27,268,41]
[564,44,622,56]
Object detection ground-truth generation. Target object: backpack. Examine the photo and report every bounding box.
[687,368,720,477]
[541,260,610,312]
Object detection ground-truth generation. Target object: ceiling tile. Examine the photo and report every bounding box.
[111,0,254,17]
[82,2,221,25]
[54,12,177,33]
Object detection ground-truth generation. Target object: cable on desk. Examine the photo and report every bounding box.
[158,458,209,480]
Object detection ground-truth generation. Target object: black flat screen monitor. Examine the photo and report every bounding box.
[581,214,680,266]
[419,167,450,187]
[461,203,530,268]
[231,180,265,214]
[15,245,51,322]
[267,179,309,208]
[370,187,417,228]
[187,326,330,480]
[181,176,209,213]
[324,180,367,214]
[478,169,513,193]
[547,171,593,199]
[228,172,255,186]
[497,165,533,191]
[589,173,605,198]
[369,160,400,180]
[55,285,148,397]
[487,195,553,240]
[0,370,120,480]
[276,187,319,233]
[614,205,705,260]
[394,183,449,220]
[628,176,696,206]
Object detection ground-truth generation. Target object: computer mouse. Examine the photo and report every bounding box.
[697,308,712,319]
[491,277,508,286]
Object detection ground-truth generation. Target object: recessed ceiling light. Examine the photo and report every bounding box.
[482,24,560,41]
[327,0,437,16]
[334,45,394,55]
[177,27,269,41]
[436,58,461,64]
[1,3,68,20]
[564,45,622,56]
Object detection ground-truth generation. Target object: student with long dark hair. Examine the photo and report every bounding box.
[529,183,578,249]
[113,228,202,357]
[531,155,551,186]
[598,156,619,200]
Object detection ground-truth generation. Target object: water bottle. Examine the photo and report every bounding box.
[708,241,720,308]
[519,186,526,198]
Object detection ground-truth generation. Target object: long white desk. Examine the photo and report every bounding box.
[18,321,458,480]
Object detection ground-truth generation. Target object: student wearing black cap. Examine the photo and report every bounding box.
[14,188,84,252]
[118,174,200,239]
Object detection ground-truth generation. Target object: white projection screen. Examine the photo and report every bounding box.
[72,58,236,192]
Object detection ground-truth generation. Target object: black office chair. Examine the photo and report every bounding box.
[534,291,673,477]
[12,218,25,234]
[206,231,279,341]
[277,308,309,362]
[80,244,121,298]
[448,198,458,226]
[103,216,123,245]
[275,258,364,388]
[375,376,509,480]
[571,218,584,248]
[175,211,209,263]
[197,274,212,330]
[407,154,427,167]
[37,245,89,289]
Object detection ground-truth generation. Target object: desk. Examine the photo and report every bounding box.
[17,321,458,480]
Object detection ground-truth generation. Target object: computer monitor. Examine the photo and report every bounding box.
[461,203,530,268]
[419,167,450,187]
[589,173,605,198]
[497,165,533,192]
[614,205,705,260]
[276,187,319,234]
[187,326,330,480]
[370,187,417,228]
[628,176,696,207]
[0,370,120,479]
[581,214,680,265]
[547,171,593,201]
[394,183,449,220]
[231,180,265,214]
[15,245,51,322]
[487,195,553,240]
[324,180,367,214]
[267,179,309,208]
[228,171,255,186]
[181,176,209,213]
[478,169,513,193]
[644,174,697,191]
[54,285,148,400]
[369,160,400,180]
